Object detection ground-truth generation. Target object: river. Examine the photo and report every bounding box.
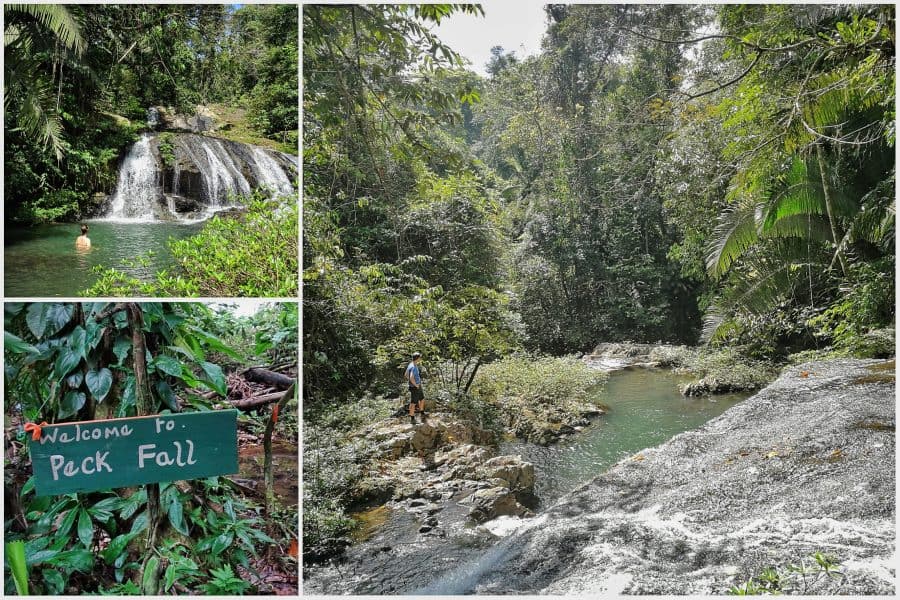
[501,367,749,506]
[4,221,201,297]
[305,367,751,595]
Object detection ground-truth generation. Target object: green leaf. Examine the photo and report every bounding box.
[100,532,139,565]
[168,497,188,535]
[4,331,39,355]
[27,303,75,339]
[85,368,113,402]
[118,375,136,417]
[199,361,226,395]
[67,326,87,360]
[112,336,131,366]
[66,372,84,388]
[142,556,160,593]
[77,508,93,548]
[155,381,180,411]
[42,569,65,594]
[54,347,82,380]
[154,355,183,378]
[130,510,149,535]
[58,391,86,419]
[210,532,234,556]
[5,541,29,595]
[56,507,78,539]
[46,549,93,572]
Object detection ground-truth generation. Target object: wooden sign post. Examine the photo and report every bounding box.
[28,410,239,497]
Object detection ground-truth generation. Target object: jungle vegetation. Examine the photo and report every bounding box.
[4,302,299,595]
[303,3,895,554]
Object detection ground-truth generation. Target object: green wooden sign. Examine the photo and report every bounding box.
[28,410,239,497]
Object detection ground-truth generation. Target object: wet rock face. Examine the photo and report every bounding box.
[469,359,895,595]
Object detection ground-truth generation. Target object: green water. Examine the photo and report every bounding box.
[4,221,201,297]
[501,367,751,505]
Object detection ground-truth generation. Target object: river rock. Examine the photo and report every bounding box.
[463,486,534,523]
[478,455,535,493]
[466,359,895,595]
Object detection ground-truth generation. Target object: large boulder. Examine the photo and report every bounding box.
[462,486,534,524]
[479,455,535,494]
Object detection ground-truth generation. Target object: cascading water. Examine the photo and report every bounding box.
[249,147,294,196]
[101,132,296,223]
[105,133,161,221]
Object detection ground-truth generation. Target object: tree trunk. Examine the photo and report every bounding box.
[462,358,482,395]
[128,303,162,596]
[230,391,288,410]
[816,143,848,276]
[243,367,294,390]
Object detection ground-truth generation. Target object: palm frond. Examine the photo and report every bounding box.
[4,3,84,56]
[706,200,763,279]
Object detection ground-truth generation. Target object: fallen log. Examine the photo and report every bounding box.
[243,368,295,390]
[230,391,286,410]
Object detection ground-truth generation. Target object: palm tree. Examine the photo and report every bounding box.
[4,4,85,160]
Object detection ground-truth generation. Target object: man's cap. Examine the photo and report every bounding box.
[412,352,422,360]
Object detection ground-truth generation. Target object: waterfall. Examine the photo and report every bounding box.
[105,133,161,221]
[249,147,294,196]
[201,139,251,206]
[100,132,296,223]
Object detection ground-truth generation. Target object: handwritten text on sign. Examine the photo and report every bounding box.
[28,410,239,496]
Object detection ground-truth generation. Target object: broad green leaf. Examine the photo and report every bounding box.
[112,336,131,366]
[142,556,160,593]
[5,541,29,595]
[199,361,226,395]
[56,508,78,539]
[66,372,84,388]
[26,549,60,566]
[4,331,39,355]
[67,326,87,360]
[130,510,148,535]
[168,497,188,535]
[155,381,180,411]
[58,391,86,419]
[77,508,93,548]
[210,532,234,556]
[154,355,183,378]
[42,569,65,594]
[85,368,113,402]
[27,303,75,340]
[47,549,94,572]
[100,531,139,565]
[118,375,136,417]
[54,347,81,381]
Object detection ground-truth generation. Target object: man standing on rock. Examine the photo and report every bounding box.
[406,352,426,425]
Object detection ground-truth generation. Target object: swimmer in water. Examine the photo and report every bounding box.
[75,224,91,250]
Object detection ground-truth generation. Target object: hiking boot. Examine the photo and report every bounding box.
[409,415,416,426]
[418,411,428,423]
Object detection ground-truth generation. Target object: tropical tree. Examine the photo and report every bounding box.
[4,3,85,160]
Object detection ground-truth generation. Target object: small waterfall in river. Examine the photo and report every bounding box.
[106,133,161,221]
[201,139,252,207]
[250,146,294,196]
[100,132,296,223]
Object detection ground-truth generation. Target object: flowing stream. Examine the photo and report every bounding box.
[415,368,750,594]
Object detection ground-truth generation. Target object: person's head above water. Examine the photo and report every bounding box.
[80,224,89,236]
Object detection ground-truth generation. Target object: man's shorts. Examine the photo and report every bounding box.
[409,386,424,404]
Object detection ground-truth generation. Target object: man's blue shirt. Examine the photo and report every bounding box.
[405,362,421,386]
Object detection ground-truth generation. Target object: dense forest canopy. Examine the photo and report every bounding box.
[5,3,298,223]
[303,3,894,406]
